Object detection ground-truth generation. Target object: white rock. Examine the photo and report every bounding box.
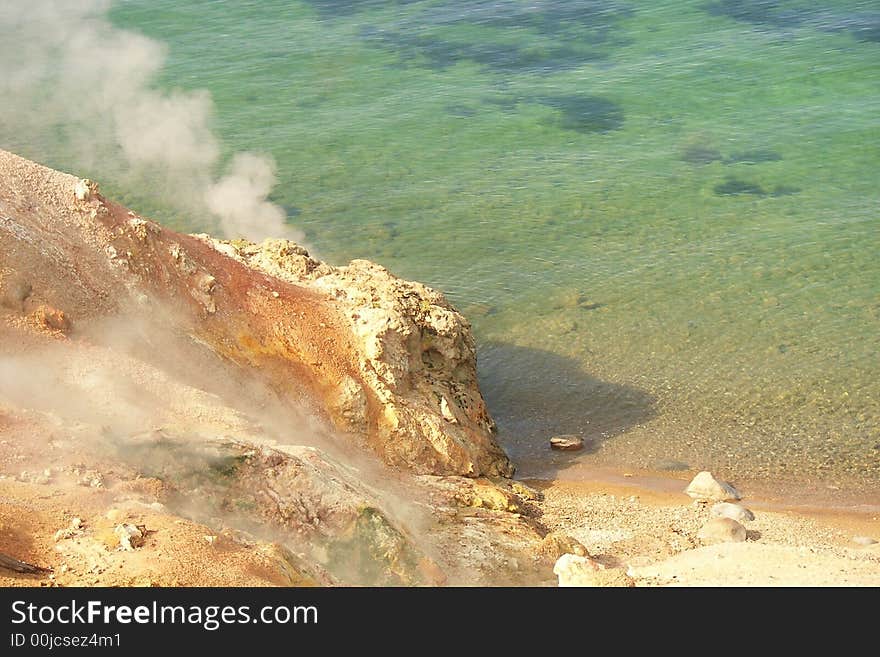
[74,178,92,201]
[685,471,740,502]
[852,536,877,546]
[439,397,458,424]
[697,517,747,545]
[553,553,604,586]
[710,502,755,523]
[115,524,145,551]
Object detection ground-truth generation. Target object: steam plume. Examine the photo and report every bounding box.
[0,0,300,242]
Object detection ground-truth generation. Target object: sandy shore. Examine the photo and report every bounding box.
[532,471,880,586]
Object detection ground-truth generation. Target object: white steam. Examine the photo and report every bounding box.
[206,154,289,242]
[0,0,301,242]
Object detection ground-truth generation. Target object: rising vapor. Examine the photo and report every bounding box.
[0,0,301,242]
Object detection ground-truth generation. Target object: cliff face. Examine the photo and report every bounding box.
[0,148,511,478]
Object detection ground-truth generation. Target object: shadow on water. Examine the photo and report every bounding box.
[477,341,655,478]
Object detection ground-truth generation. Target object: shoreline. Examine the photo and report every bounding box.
[523,467,880,540]
[511,450,880,513]
[528,469,880,587]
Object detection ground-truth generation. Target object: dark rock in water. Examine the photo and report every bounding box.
[556,290,603,310]
[681,144,723,165]
[550,435,585,451]
[654,459,690,472]
[714,177,766,196]
[724,149,782,164]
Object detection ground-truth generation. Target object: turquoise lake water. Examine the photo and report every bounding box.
[5,1,879,502]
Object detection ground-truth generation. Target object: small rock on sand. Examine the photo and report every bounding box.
[74,178,93,201]
[710,502,755,523]
[553,554,634,587]
[54,517,85,542]
[35,305,71,333]
[685,471,741,502]
[115,524,146,551]
[540,532,589,560]
[697,517,747,545]
[852,536,877,546]
[550,435,584,451]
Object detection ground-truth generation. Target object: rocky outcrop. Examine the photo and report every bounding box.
[0,148,511,478]
[203,237,512,477]
[0,148,546,587]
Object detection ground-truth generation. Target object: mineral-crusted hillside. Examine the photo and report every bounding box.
[0,148,511,478]
[0,149,547,586]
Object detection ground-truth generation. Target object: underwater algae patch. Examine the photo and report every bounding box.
[714,177,766,196]
[538,95,625,134]
[303,0,423,19]
[724,149,782,164]
[681,143,724,165]
[348,0,632,75]
[704,0,880,42]
[359,28,604,75]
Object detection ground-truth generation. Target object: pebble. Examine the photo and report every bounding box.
[549,435,584,451]
[697,517,747,545]
[710,502,755,523]
[685,471,741,502]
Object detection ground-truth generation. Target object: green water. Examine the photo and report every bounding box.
[9,1,880,501]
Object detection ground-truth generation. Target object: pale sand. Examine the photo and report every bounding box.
[534,473,880,587]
